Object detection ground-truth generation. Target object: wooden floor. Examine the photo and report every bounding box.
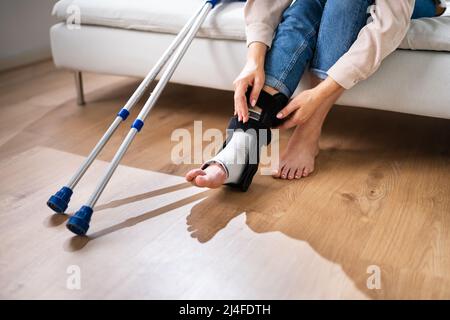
[0,60,449,299]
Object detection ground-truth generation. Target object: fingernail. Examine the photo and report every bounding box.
[251,99,256,106]
[277,112,283,119]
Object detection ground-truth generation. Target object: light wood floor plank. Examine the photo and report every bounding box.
[0,61,449,299]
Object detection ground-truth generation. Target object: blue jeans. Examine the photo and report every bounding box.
[412,0,437,19]
[264,0,434,98]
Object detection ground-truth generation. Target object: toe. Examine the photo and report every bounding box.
[194,174,210,187]
[272,163,285,178]
[305,163,315,177]
[280,166,290,180]
[294,168,302,179]
[288,168,296,180]
[302,167,311,177]
[185,168,205,182]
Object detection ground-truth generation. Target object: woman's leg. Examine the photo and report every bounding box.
[185,0,327,188]
[411,0,439,19]
[274,77,340,179]
[264,0,327,98]
[274,0,374,180]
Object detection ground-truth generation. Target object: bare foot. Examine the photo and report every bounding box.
[272,124,320,180]
[185,164,227,188]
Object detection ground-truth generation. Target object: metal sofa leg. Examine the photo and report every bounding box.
[74,71,86,106]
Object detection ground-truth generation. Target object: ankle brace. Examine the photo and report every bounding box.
[202,87,288,191]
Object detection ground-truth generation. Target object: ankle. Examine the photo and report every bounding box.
[294,125,321,145]
[262,85,279,95]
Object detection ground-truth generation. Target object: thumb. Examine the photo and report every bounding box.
[276,100,297,119]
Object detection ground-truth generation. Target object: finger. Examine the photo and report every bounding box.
[277,118,297,130]
[241,102,249,123]
[249,77,264,107]
[234,82,248,122]
[237,98,248,122]
[276,100,298,120]
[238,90,249,122]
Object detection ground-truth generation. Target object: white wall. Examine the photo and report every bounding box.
[0,0,58,71]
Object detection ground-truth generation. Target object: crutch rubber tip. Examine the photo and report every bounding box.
[47,187,73,213]
[66,206,93,236]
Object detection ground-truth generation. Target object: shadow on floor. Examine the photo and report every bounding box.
[184,142,450,299]
[45,182,193,228]
[64,187,212,252]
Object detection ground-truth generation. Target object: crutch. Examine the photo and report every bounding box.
[63,0,220,235]
[47,0,219,215]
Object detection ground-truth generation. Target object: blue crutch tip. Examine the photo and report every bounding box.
[66,206,93,236]
[47,187,73,213]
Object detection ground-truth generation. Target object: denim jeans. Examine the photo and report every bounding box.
[412,0,437,19]
[264,0,433,98]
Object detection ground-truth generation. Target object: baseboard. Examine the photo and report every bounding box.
[0,47,52,72]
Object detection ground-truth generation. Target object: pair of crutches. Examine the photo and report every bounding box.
[47,0,222,236]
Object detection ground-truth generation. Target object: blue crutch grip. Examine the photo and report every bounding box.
[47,186,73,213]
[66,205,93,235]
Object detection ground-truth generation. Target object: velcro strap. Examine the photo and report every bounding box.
[226,117,272,146]
[222,117,270,192]
[245,87,288,128]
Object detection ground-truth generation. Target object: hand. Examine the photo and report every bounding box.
[275,88,323,129]
[276,77,344,129]
[233,42,267,123]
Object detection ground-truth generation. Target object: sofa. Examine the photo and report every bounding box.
[50,0,450,119]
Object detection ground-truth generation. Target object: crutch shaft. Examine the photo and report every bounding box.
[67,117,122,188]
[86,129,138,207]
[137,4,212,121]
[47,2,207,214]
[87,3,213,208]
[121,1,207,111]
[66,1,217,235]
[67,2,206,189]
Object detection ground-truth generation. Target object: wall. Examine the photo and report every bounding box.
[0,0,58,71]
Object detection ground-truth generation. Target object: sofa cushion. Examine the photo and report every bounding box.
[52,0,247,41]
[52,0,450,51]
[399,16,450,51]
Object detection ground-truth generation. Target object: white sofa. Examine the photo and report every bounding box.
[50,0,450,119]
